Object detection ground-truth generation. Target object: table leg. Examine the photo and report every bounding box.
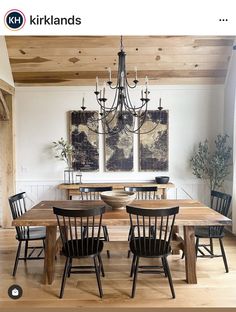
[163,188,167,199]
[172,225,180,255]
[43,226,57,285]
[183,226,197,284]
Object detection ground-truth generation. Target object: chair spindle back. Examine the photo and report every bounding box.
[53,206,105,257]
[124,186,158,200]
[80,187,113,200]
[210,190,232,236]
[126,206,179,256]
[9,192,29,240]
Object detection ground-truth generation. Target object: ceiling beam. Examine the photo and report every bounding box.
[0,79,15,95]
[0,90,10,121]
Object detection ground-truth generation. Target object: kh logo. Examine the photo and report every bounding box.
[4,9,26,30]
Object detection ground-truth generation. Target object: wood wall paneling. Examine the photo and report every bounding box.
[0,92,15,228]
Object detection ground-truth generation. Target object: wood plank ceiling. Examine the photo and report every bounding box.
[5,36,235,86]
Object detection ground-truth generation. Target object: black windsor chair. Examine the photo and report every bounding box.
[195,190,232,272]
[79,186,112,258]
[126,205,179,298]
[53,205,106,298]
[9,192,45,276]
[124,186,159,258]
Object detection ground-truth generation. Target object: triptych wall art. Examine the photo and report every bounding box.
[69,110,168,172]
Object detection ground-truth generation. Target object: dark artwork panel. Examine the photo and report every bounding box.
[105,112,133,171]
[139,110,168,171]
[70,111,99,171]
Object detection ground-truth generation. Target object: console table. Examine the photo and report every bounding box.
[58,182,175,200]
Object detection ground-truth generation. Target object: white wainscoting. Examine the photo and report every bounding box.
[14,179,210,209]
[16,180,66,207]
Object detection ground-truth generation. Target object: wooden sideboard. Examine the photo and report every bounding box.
[58,182,175,200]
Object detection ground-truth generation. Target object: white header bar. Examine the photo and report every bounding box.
[0,0,235,35]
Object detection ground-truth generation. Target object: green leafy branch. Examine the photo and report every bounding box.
[191,134,232,191]
[52,137,75,168]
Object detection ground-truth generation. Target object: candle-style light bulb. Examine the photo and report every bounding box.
[96,76,99,92]
[108,67,111,81]
[103,82,106,98]
[81,96,86,110]
[145,76,149,86]
[134,66,138,80]
[121,71,124,87]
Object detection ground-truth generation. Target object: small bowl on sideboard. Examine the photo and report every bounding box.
[155,176,170,184]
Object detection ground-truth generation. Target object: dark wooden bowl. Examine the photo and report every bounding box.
[155,176,169,184]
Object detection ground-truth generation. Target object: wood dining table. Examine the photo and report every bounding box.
[12,199,231,286]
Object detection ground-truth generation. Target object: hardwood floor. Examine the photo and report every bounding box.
[0,228,236,309]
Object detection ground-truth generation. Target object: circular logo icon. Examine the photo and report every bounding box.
[8,284,23,300]
[4,9,26,31]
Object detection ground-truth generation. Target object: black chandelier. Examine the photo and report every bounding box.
[81,36,164,135]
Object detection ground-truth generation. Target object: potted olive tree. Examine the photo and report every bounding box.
[191,134,232,192]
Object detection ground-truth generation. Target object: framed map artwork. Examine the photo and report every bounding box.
[139,110,168,171]
[105,112,133,171]
[69,111,99,171]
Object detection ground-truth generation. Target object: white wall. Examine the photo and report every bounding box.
[224,47,236,234]
[13,85,224,205]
